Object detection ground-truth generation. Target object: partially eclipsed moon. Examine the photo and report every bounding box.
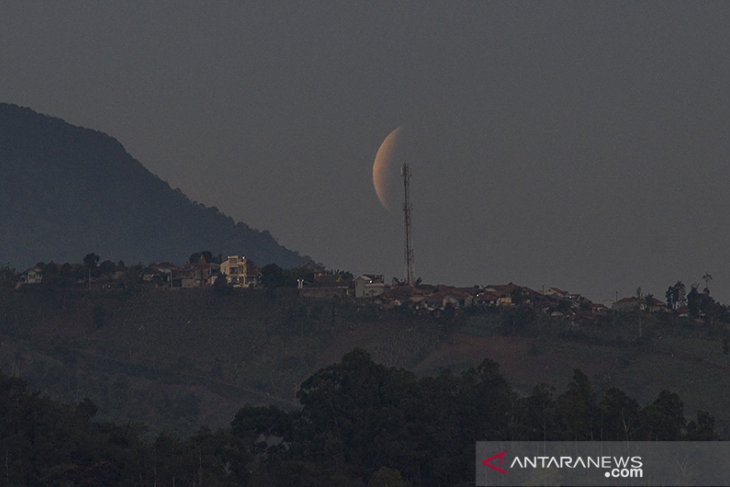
[372,126,403,210]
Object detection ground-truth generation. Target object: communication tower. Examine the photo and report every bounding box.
[402,163,415,285]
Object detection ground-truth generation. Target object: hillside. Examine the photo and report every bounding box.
[0,286,729,438]
[0,103,309,269]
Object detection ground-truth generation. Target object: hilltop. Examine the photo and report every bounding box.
[0,103,309,269]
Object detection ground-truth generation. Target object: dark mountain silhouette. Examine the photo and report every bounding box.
[0,103,310,269]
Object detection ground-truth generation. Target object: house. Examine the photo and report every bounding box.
[612,297,640,312]
[475,290,500,308]
[144,263,179,287]
[181,258,220,288]
[297,270,350,298]
[613,296,668,313]
[645,296,668,313]
[544,287,569,298]
[355,274,385,298]
[440,287,476,309]
[246,264,262,288]
[482,283,529,307]
[219,255,249,287]
[21,267,43,285]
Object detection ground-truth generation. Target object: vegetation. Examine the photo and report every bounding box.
[0,350,715,486]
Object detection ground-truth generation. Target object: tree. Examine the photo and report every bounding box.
[687,285,700,318]
[675,281,687,308]
[686,410,717,440]
[232,405,292,454]
[261,263,287,288]
[699,293,719,321]
[702,272,713,295]
[213,273,231,295]
[635,288,644,338]
[510,287,525,305]
[556,369,599,440]
[514,384,559,441]
[83,253,100,269]
[639,390,686,440]
[98,260,116,275]
[665,286,675,310]
[83,253,100,289]
[189,251,214,264]
[334,270,354,282]
[600,388,640,441]
[665,281,687,311]
[289,266,315,286]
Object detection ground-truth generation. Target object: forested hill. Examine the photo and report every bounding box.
[0,350,717,486]
[0,103,309,269]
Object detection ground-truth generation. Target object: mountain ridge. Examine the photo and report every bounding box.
[0,102,311,269]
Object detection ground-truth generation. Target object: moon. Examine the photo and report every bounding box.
[372,126,403,210]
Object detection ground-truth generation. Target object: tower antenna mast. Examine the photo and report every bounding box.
[402,163,415,285]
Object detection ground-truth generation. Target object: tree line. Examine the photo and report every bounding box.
[0,350,715,486]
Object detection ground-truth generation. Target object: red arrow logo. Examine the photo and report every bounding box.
[482,450,507,475]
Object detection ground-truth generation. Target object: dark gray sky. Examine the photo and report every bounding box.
[3,2,730,302]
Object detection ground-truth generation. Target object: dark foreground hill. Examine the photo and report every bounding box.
[0,348,716,487]
[0,103,309,269]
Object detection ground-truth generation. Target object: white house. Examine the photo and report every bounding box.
[21,267,43,285]
[355,274,385,298]
[220,256,249,287]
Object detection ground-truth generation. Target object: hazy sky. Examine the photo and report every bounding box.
[3,2,730,302]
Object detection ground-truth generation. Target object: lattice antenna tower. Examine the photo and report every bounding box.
[402,163,415,285]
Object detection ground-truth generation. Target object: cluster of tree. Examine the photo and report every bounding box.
[241,350,715,486]
[0,350,716,486]
[188,250,218,264]
[665,281,687,311]
[1,370,254,486]
[665,279,729,321]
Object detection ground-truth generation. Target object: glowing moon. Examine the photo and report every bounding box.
[372,126,403,210]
